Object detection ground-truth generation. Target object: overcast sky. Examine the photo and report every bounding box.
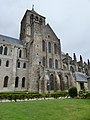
[0,0,90,62]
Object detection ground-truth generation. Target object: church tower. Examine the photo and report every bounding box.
[20,7,46,92]
[19,7,62,93]
[20,7,45,43]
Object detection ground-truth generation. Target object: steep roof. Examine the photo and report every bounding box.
[0,34,23,46]
[46,24,59,40]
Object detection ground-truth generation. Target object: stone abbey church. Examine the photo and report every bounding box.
[0,8,90,93]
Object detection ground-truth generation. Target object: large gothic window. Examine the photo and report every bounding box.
[55,59,58,69]
[15,77,19,88]
[42,40,45,52]
[42,56,45,67]
[54,44,57,54]
[0,46,3,54]
[48,42,51,53]
[49,58,52,68]
[4,47,7,55]
[3,76,8,87]
[22,77,25,88]
[50,74,54,90]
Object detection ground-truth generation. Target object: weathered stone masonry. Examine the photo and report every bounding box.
[0,8,90,93]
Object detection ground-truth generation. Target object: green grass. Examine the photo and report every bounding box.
[0,99,90,120]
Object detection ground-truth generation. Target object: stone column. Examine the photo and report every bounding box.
[55,72,60,90]
[44,71,49,93]
[87,77,90,90]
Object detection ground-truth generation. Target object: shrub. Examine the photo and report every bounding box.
[79,90,90,99]
[68,87,77,98]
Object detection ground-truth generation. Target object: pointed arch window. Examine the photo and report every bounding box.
[31,14,34,19]
[49,58,52,68]
[30,14,34,23]
[6,60,9,67]
[3,76,8,87]
[4,47,7,55]
[35,16,38,21]
[55,59,58,69]
[0,46,3,54]
[42,56,45,67]
[19,50,22,58]
[17,61,20,68]
[22,77,25,88]
[42,40,45,52]
[23,63,26,68]
[48,42,51,53]
[54,44,57,54]
[15,77,19,88]
[50,74,54,90]
[40,18,42,24]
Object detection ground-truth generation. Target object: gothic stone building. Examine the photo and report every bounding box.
[0,8,90,93]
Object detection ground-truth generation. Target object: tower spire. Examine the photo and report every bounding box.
[32,4,34,11]
[73,53,77,61]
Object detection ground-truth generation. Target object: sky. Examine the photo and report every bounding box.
[0,0,90,62]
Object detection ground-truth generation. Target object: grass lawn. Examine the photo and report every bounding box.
[0,99,90,120]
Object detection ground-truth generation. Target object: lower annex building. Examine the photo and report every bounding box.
[0,8,90,93]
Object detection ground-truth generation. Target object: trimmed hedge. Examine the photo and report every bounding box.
[51,91,68,99]
[0,91,68,101]
[0,92,44,102]
[0,90,89,101]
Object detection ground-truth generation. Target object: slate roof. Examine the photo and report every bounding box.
[74,72,88,82]
[0,34,23,46]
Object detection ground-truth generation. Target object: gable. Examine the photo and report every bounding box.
[42,24,60,42]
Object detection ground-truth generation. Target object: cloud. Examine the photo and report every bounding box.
[0,0,90,61]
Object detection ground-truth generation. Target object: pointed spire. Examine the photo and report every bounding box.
[80,55,83,66]
[80,55,83,62]
[88,59,90,66]
[73,53,77,61]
